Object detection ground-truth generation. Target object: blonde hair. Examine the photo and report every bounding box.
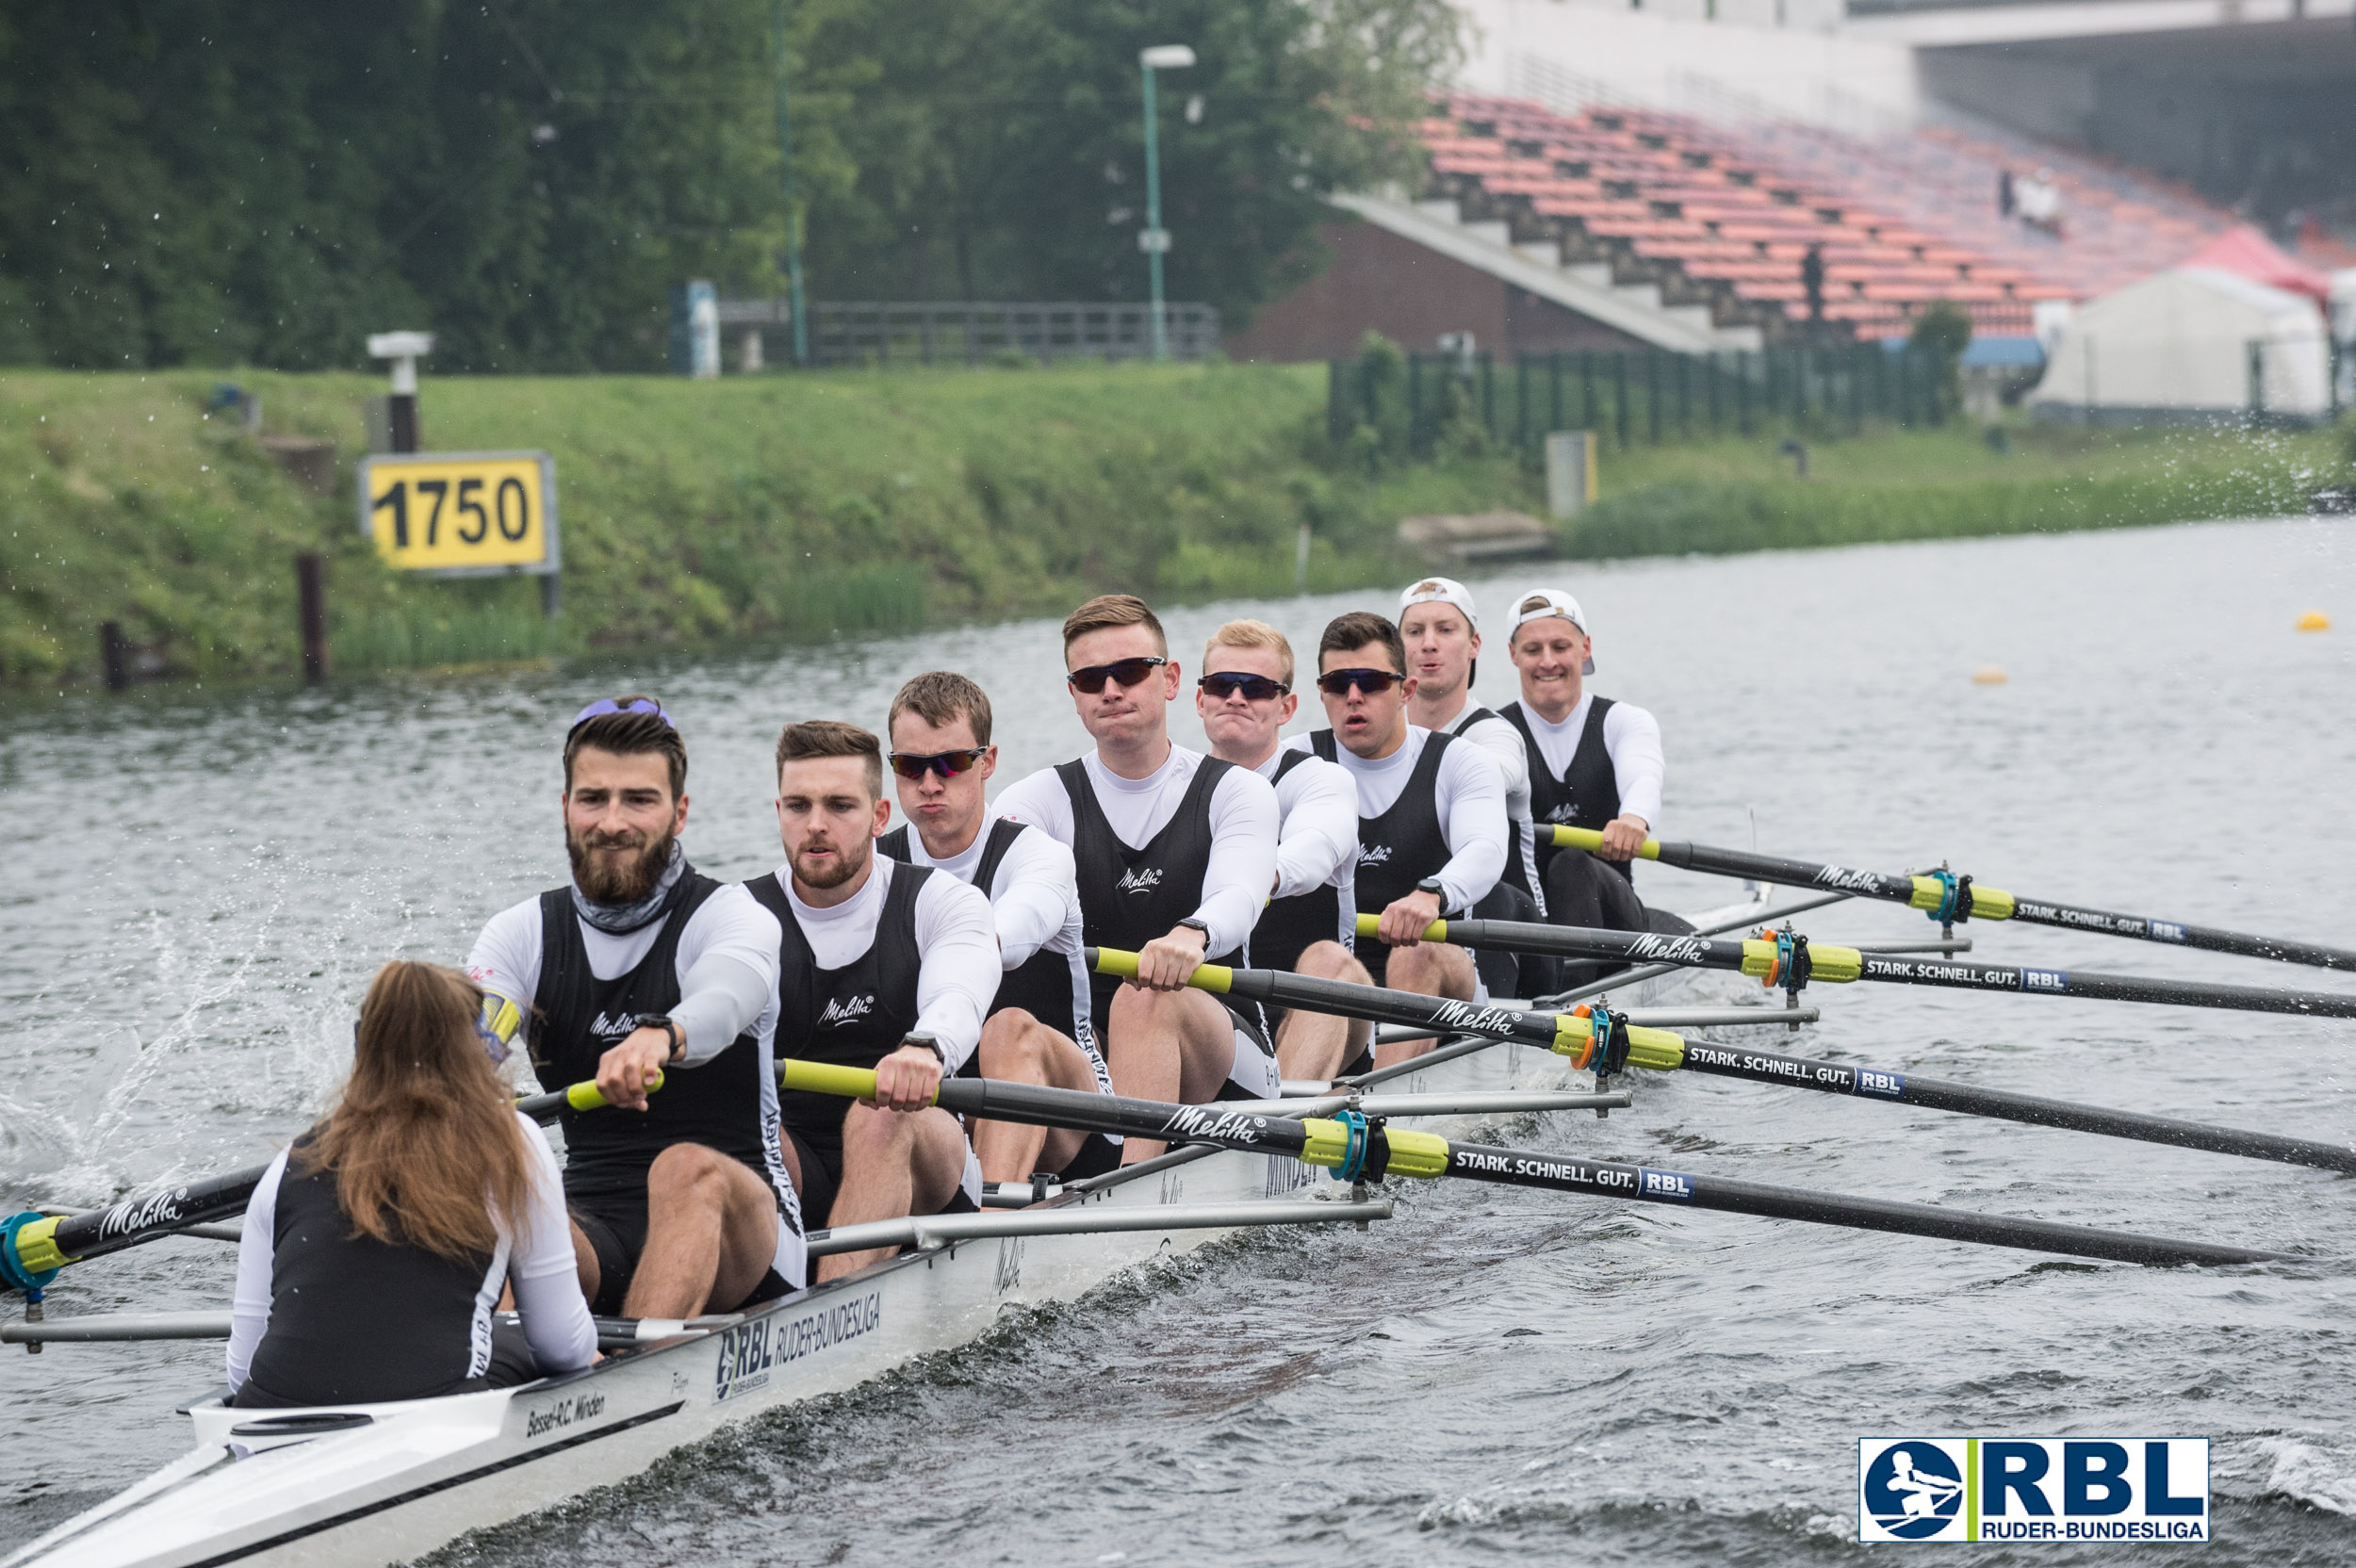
[1062,594,1167,656]
[1203,619,1295,686]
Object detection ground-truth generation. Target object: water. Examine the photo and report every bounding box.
[4,516,2355,1562]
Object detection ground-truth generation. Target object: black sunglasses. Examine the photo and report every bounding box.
[889,747,989,781]
[1198,671,1290,702]
[1317,667,1401,696]
[1067,656,1167,694]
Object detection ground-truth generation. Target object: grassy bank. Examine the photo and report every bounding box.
[0,364,2346,687]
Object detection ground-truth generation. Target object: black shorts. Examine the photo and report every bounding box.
[784,1122,978,1235]
[568,1178,793,1318]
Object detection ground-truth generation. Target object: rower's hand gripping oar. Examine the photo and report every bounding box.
[1550,825,2356,973]
[1,1071,663,1298]
[778,1060,2289,1268]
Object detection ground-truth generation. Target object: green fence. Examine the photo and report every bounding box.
[1327,345,1957,461]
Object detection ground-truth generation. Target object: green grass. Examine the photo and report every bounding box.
[0,362,2347,687]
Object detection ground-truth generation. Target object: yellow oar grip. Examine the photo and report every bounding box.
[1547,825,1661,861]
[779,1060,882,1100]
[1739,939,1864,985]
[10,1216,70,1274]
[1351,912,1448,942]
[1298,1119,1450,1180]
[1905,875,2016,921]
[1547,1012,1687,1071]
[564,1069,664,1112]
[1088,948,1234,994]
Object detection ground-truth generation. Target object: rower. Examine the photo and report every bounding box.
[1193,619,1370,1083]
[748,720,1001,1281]
[1293,612,1506,1062]
[466,695,802,1319]
[878,671,1120,1185]
[1496,590,1666,940]
[227,961,597,1408]
[995,594,1281,1161]
[1399,577,1544,915]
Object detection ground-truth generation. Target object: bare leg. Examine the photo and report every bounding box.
[1274,941,1374,1082]
[623,1144,783,1318]
[1105,984,1237,1163]
[971,1008,1102,1184]
[570,1221,599,1305]
[1372,943,1477,1069]
[814,1104,969,1282]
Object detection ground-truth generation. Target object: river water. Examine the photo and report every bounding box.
[3,516,2354,1563]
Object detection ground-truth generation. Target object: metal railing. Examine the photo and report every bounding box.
[714,299,1220,368]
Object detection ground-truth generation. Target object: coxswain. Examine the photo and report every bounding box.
[878,672,1121,1185]
[1193,619,1369,1082]
[227,961,597,1407]
[1399,576,1546,916]
[1292,612,1507,1063]
[995,595,1281,1160]
[467,696,802,1319]
[1495,590,1666,938]
[749,720,1002,1281]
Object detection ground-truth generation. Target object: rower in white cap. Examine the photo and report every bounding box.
[1398,577,1544,916]
[1496,590,1669,949]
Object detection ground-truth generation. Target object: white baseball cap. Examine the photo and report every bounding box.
[1509,589,1595,676]
[1398,576,1478,626]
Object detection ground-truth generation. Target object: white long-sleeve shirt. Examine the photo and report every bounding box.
[1287,727,1508,914]
[1248,748,1358,903]
[770,855,1002,1075]
[227,1113,596,1392]
[1430,700,1543,912]
[1519,694,1665,830]
[993,746,1279,960]
[466,882,780,1067]
[896,820,1083,972]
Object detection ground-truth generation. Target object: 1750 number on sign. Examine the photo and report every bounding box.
[357,451,559,575]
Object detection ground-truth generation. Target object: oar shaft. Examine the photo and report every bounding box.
[1085,946,1578,1050]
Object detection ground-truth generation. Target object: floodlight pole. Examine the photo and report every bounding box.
[1138,45,1194,361]
[774,0,809,366]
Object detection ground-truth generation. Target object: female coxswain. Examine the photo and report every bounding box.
[226,961,597,1407]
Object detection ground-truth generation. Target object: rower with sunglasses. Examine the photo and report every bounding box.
[1292,612,1509,1061]
[1193,620,1372,1083]
[465,695,806,1320]
[995,595,1282,1163]
[877,671,1121,1185]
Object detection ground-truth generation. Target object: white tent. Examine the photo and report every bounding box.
[2030,267,2332,423]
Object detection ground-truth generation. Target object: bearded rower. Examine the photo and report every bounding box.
[466,696,803,1319]
[1291,612,1507,1065]
[1399,576,1545,917]
[995,595,1281,1161]
[1497,589,1667,938]
[878,671,1120,1185]
[749,720,1001,1282]
[1194,619,1369,1083]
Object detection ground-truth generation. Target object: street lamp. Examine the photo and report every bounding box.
[1138,43,1195,361]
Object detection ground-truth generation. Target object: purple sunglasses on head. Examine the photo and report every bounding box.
[569,695,676,732]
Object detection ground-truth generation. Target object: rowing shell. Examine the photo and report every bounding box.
[6,893,1769,1568]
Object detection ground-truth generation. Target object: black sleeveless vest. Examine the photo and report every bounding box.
[878,820,1092,1052]
[1310,727,1457,985]
[747,861,931,1152]
[242,1136,497,1406]
[532,875,771,1200]
[1057,754,1243,1027]
[1249,750,1349,976]
[1501,696,1630,886]
[1455,705,1542,909]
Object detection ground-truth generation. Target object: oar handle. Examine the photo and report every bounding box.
[780,1060,909,1103]
[1547,825,1664,862]
[1086,947,1235,993]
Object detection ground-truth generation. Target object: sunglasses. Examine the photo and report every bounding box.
[1317,667,1401,697]
[570,695,675,731]
[889,747,989,781]
[1067,656,1167,694]
[1198,671,1290,702]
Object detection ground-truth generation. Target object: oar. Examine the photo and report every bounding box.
[2,1072,658,1297]
[1354,913,2356,1019]
[1093,949,2356,1173]
[780,1060,2287,1268]
[1550,825,2356,972]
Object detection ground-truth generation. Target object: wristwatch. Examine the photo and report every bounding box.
[1174,917,1212,940]
[634,1013,685,1063]
[1414,876,1447,901]
[904,1033,944,1063]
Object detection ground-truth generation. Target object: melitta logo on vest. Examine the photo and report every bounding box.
[1115,867,1164,895]
[1358,843,1394,866]
[587,1010,641,1042]
[816,994,877,1028]
[1541,805,1582,824]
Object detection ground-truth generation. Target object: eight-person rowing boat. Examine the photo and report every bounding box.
[5,575,2351,1568]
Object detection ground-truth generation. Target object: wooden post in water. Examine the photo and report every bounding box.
[100,621,128,693]
[295,554,328,685]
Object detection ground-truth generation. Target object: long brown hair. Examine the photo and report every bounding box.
[298,961,536,1262]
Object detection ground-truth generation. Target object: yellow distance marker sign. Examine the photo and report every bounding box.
[356,451,559,576]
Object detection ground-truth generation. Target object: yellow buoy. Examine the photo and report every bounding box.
[1972,665,2008,685]
[2297,611,2330,632]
